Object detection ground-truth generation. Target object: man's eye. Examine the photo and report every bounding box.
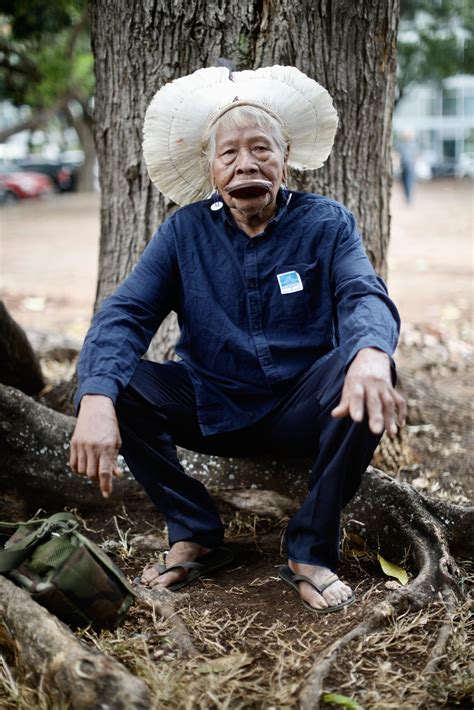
[254,146,270,153]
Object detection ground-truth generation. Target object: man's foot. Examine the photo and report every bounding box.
[141,541,211,589]
[287,560,353,611]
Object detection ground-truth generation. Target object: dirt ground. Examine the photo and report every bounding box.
[0,180,473,708]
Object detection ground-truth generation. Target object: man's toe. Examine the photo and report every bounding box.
[141,563,160,585]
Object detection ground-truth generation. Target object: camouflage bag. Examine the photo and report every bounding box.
[0,512,136,630]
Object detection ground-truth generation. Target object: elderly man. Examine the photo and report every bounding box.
[70,66,406,613]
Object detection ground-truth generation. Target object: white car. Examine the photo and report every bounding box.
[456,152,474,179]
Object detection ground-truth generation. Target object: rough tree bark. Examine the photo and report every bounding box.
[65,102,97,192]
[0,302,44,395]
[89,0,398,358]
[0,384,141,509]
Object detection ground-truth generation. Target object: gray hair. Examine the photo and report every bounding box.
[202,105,290,169]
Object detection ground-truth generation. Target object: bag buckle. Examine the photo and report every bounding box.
[43,520,79,538]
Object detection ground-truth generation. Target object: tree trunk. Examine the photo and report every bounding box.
[0,301,45,395]
[89,0,399,359]
[66,102,97,193]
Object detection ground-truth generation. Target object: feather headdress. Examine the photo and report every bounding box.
[143,66,338,206]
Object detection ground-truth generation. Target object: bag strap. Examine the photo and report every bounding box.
[0,512,78,573]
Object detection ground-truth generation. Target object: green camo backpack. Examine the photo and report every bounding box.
[0,512,136,630]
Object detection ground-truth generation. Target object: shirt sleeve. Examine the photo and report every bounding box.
[330,208,400,368]
[74,220,179,412]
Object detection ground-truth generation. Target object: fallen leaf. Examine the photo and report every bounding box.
[322,693,366,709]
[377,554,409,585]
[412,476,429,489]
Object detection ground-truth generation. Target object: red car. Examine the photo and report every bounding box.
[0,162,54,202]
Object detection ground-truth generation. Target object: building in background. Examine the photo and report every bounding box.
[393,74,474,178]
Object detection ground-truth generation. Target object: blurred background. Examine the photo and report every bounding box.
[0,0,472,390]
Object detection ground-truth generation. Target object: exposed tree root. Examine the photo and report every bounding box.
[422,594,457,677]
[0,576,150,708]
[298,468,473,709]
[134,584,198,658]
[0,384,140,508]
[0,302,44,395]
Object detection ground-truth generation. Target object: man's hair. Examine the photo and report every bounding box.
[202,105,290,170]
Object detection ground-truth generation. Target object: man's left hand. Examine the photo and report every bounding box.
[331,348,406,436]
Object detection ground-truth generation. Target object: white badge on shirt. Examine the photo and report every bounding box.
[277,270,303,294]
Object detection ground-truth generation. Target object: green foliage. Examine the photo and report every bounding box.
[398,0,474,95]
[0,0,83,39]
[0,0,93,110]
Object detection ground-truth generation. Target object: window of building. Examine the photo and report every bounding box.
[463,94,474,117]
[442,89,458,116]
[442,139,456,159]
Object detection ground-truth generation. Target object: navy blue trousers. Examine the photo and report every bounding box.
[116,349,382,571]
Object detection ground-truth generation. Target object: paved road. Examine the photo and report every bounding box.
[0,180,472,341]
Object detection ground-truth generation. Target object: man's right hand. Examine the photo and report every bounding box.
[69,395,122,498]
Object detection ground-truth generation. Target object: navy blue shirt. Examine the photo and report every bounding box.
[76,191,400,435]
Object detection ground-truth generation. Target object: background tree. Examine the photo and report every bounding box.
[397,0,474,101]
[0,0,95,190]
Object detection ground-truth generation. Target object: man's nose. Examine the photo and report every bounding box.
[235,148,258,173]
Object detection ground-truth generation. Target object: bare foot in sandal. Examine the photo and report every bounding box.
[141,541,211,589]
[285,560,354,611]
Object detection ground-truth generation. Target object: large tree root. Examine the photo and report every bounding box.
[134,584,198,658]
[0,302,44,395]
[298,468,473,709]
[0,384,140,508]
[0,576,150,708]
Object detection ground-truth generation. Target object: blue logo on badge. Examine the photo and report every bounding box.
[277,271,303,294]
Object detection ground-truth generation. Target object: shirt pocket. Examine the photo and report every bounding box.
[272,260,321,326]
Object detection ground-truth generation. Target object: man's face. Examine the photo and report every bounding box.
[211,123,288,217]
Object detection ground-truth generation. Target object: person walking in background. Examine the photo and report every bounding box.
[397,130,417,203]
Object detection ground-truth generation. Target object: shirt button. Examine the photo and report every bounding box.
[249,241,254,248]
[248,279,256,289]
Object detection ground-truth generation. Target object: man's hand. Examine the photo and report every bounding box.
[331,348,406,436]
[69,395,122,498]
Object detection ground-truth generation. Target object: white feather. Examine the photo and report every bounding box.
[143,65,338,205]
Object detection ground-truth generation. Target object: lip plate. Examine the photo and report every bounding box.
[226,179,272,198]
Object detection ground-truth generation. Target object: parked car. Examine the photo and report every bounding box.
[0,162,54,202]
[14,157,79,192]
[455,152,474,179]
[430,160,458,178]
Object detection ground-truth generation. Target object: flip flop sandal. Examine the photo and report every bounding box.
[278,564,355,613]
[156,546,235,591]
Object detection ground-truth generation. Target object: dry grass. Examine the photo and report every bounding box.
[0,654,53,710]
[1,513,471,709]
[323,558,474,710]
[84,603,326,709]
